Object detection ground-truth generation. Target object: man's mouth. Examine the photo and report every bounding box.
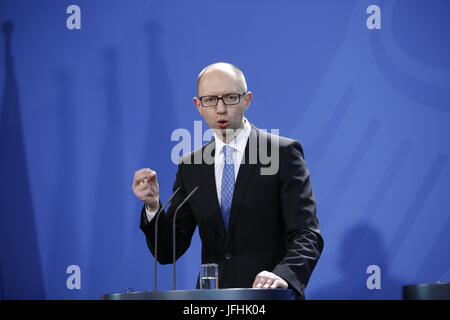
[217,119,229,128]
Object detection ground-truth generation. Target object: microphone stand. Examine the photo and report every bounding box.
[153,187,180,292]
[172,186,199,290]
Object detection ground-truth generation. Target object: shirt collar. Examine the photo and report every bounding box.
[214,117,251,155]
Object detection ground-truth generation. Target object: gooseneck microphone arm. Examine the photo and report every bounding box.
[153,186,180,292]
[172,186,199,290]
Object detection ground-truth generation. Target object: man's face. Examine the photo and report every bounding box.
[194,69,251,139]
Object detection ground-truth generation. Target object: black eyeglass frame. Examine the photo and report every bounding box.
[198,92,247,108]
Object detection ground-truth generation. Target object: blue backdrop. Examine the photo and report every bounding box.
[1,0,449,300]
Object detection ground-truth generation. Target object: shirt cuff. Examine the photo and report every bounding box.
[145,204,160,222]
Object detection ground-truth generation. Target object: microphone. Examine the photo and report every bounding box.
[172,186,199,290]
[153,186,180,292]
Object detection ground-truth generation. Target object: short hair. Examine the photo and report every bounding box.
[197,62,247,96]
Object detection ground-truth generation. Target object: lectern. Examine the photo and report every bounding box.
[102,288,295,300]
[403,282,450,300]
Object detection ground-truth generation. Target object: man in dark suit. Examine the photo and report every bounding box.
[132,62,323,299]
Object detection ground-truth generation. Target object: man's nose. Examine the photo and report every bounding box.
[216,99,227,114]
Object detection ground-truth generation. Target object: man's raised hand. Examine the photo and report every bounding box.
[132,168,159,211]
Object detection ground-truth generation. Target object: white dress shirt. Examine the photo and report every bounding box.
[145,117,251,221]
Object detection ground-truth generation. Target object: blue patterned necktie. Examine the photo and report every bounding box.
[221,145,235,232]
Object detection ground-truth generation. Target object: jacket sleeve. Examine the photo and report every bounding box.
[139,163,197,264]
[271,140,324,299]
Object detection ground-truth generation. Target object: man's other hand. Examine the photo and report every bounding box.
[252,270,288,289]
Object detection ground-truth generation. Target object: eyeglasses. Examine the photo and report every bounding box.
[198,92,247,108]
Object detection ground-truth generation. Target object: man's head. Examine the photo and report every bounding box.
[194,62,252,141]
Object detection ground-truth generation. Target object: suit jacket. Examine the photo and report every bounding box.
[140,124,324,299]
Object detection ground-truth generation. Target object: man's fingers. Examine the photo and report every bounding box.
[133,181,150,194]
[252,276,261,288]
[134,168,152,179]
[257,276,266,288]
[270,278,288,289]
[263,278,274,288]
[133,180,160,205]
[253,271,288,289]
[135,184,157,197]
[133,169,157,187]
[136,188,153,199]
[253,271,270,288]
[270,280,281,289]
[145,171,158,186]
[133,171,149,187]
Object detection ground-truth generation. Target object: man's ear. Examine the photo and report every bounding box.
[193,97,202,113]
[244,91,252,110]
